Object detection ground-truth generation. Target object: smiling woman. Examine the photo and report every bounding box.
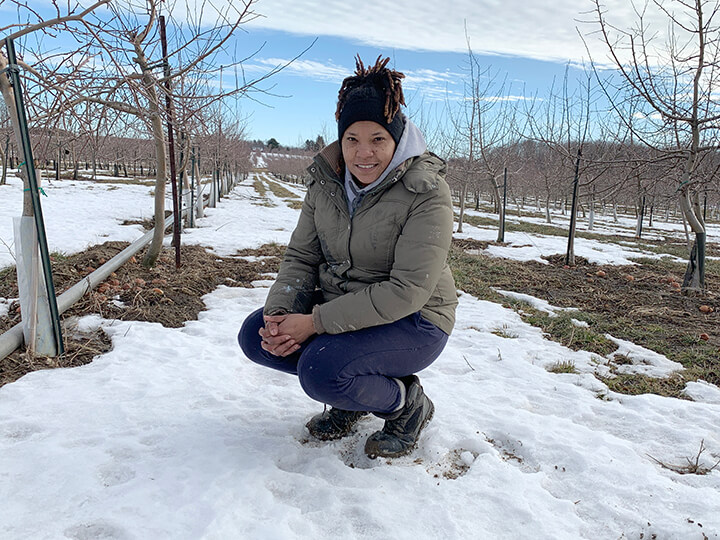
[238,58,457,457]
[237,55,457,459]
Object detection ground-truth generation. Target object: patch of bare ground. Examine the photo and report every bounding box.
[450,239,720,395]
[121,209,173,231]
[0,242,282,387]
[2,233,719,398]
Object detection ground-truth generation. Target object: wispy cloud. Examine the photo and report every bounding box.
[242,58,351,84]
[238,0,671,65]
[477,95,539,103]
[632,111,662,121]
[403,68,461,88]
[241,57,466,103]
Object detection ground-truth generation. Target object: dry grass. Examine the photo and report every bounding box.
[547,360,578,374]
[648,440,720,475]
[450,239,720,396]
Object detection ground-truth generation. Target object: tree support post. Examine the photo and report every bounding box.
[189,148,196,228]
[159,15,181,269]
[4,37,64,355]
[683,232,706,292]
[498,167,507,243]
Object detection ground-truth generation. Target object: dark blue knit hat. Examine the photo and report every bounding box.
[337,84,405,145]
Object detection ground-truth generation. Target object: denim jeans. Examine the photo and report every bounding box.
[238,308,448,414]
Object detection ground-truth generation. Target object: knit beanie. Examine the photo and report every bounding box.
[337,84,406,145]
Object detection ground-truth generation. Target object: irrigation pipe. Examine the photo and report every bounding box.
[0,213,178,361]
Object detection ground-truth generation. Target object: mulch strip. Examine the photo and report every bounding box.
[0,242,282,387]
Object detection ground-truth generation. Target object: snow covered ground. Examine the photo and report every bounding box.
[1,172,719,539]
[0,173,154,270]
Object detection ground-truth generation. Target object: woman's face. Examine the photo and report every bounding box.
[341,121,396,186]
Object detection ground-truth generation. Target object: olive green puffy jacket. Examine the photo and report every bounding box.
[263,142,457,335]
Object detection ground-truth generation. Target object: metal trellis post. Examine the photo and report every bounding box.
[159,15,181,268]
[4,37,64,355]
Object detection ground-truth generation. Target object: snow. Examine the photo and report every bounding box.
[0,298,10,318]
[1,173,720,539]
[455,221,681,266]
[0,173,155,269]
[495,289,579,317]
[605,334,685,377]
[180,180,299,255]
[251,153,267,168]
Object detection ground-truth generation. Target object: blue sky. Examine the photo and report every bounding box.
[232,29,579,147]
[5,0,671,147]
[222,0,669,147]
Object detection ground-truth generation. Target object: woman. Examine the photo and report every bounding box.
[238,56,457,459]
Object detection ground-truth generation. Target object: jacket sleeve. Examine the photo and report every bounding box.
[263,187,322,315]
[312,180,454,334]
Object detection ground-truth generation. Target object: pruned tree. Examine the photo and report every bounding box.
[445,28,521,237]
[0,0,110,216]
[37,0,294,267]
[590,0,720,292]
[522,68,602,264]
[1,0,111,355]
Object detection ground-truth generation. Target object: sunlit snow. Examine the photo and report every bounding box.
[1,171,719,539]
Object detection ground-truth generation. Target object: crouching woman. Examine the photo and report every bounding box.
[238,56,457,458]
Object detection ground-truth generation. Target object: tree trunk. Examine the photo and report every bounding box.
[566,205,578,266]
[135,44,168,268]
[142,109,168,267]
[635,197,644,239]
[0,136,9,185]
[545,191,552,223]
[682,232,706,292]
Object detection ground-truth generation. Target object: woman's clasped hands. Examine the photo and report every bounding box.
[259,313,316,356]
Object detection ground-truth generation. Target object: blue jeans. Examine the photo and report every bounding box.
[238,308,448,414]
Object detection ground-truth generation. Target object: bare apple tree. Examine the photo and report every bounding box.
[39,0,296,267]
[445,29,521,237]
[0,0,111,215]
[590,0,720,292]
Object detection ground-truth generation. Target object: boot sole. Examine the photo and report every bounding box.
[365,399,435,459]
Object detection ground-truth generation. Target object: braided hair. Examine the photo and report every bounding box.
[335,55,406,124]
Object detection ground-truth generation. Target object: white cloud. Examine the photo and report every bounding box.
[232,0,672,65]
[403,68,462,87]
[242,57,466,102]
[632,111,663,121]
[242,57,351,83]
